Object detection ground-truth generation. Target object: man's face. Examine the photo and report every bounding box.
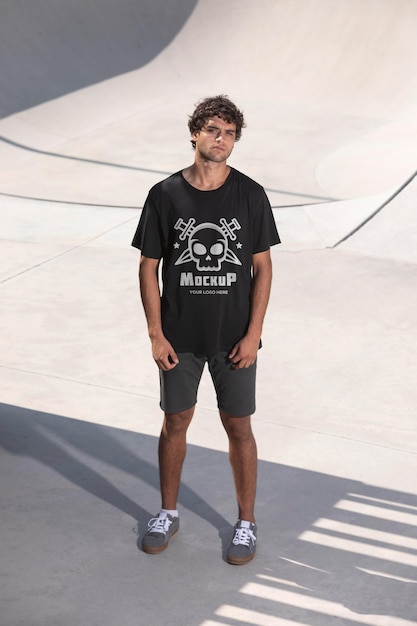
[192,115,236,162]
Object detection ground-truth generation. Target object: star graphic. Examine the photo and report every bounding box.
[236,242,243,249]
[174,242,180,249]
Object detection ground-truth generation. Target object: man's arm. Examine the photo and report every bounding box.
[228,249,273,369]
[139,255,179,371]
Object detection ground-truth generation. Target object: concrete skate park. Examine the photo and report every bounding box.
[1,1,417,624]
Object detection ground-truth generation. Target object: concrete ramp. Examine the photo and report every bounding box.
[275,170,417,265]
[338,170,417,264]
[0,0,199,117]
[1,0,417,211]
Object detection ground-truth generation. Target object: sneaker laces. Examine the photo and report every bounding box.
[232,525,256,547]
[148,515,172,535]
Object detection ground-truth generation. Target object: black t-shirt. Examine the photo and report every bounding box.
[132,168,280,355]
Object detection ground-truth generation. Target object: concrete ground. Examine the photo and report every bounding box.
[1,1,417,625]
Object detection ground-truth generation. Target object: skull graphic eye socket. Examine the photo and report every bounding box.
[188,225,228,271]
[210,242,224,255]
[192,242,207,256]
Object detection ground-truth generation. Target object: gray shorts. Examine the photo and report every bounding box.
[159,352,256,417]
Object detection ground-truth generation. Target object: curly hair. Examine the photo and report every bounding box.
[188,95,246,148]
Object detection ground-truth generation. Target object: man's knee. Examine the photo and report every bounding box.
[220,411,253,442]
[162,406,195,436]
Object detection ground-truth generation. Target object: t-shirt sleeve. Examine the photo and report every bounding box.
[131,192,162,258]
[251,188,281,254]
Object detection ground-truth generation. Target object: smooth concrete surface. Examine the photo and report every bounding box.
[339,171,417,264]
[1,0,417,207]
[2,198,417,626]
[1,1,417,625]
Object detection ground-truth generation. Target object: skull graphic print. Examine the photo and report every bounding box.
[174,218,242,271]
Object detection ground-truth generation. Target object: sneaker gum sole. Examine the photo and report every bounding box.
[227,549,256,566]
[142,526,179,555]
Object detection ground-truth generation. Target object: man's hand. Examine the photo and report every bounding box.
[151,335,179,371]
[228,250,272,370]
[139,255,179,372]
[228,335,259,369]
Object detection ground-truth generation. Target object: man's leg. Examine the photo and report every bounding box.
[220,410,258,564]
[159,407,195,509]
[219,411,257,522]
[142,353,204,554]
[158,353,204,508]
[142,406,194,554]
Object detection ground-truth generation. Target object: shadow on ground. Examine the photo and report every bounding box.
[1,403,416,625]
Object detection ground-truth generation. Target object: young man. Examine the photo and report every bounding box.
[132,95,280,565]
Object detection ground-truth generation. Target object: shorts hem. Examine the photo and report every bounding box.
[218,404,256,417]
[159,401,196,415]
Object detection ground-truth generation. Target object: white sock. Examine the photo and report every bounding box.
[239,520,252,528]
[160,508,178,518]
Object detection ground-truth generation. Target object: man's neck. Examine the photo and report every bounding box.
[182,161,230,191]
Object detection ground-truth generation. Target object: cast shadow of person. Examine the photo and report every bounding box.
[0,403,232,556]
